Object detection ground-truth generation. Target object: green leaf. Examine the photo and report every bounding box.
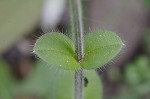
[54,71,74,99]
[50,70,102,99]
[14,60,60,97]
[81,30,124,69]
[0,59,14,99]
[0,0,42,52]
[83,70,103,99]
[34,33,79,70]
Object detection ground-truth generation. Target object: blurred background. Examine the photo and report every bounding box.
[1,0,150,99]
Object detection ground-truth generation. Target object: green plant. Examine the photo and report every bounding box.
[34,30,123,70]
[33,0,124,99]
[0,0,124,99]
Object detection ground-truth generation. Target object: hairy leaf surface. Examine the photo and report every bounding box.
[81,30,124,69]
[34,33,79,70]
[34,30,123,70]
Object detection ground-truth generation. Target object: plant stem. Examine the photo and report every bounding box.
[74,0,84,99]
[75,69,83,99]
[69,0,84,99]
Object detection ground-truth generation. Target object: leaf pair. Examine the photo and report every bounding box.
[34,30,124,70]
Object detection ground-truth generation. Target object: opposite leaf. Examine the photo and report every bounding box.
[81,30,124,69]
[34,32,79,70]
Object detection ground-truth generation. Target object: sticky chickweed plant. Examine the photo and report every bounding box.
[33,0,124,99]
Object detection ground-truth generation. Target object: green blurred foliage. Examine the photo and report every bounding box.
[0,59,14,99]
[144,30,150,54]
[15,60,103,99]
[0,59,103,99]
[124,56,150,85]
[14,60,60,97]
[108,55,150,99]
[143,0,150,8]
[0,0,43,53]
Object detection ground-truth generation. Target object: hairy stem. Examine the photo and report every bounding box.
[75,69,83,99]
[74,0,84,99]
[69,0,84,99]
